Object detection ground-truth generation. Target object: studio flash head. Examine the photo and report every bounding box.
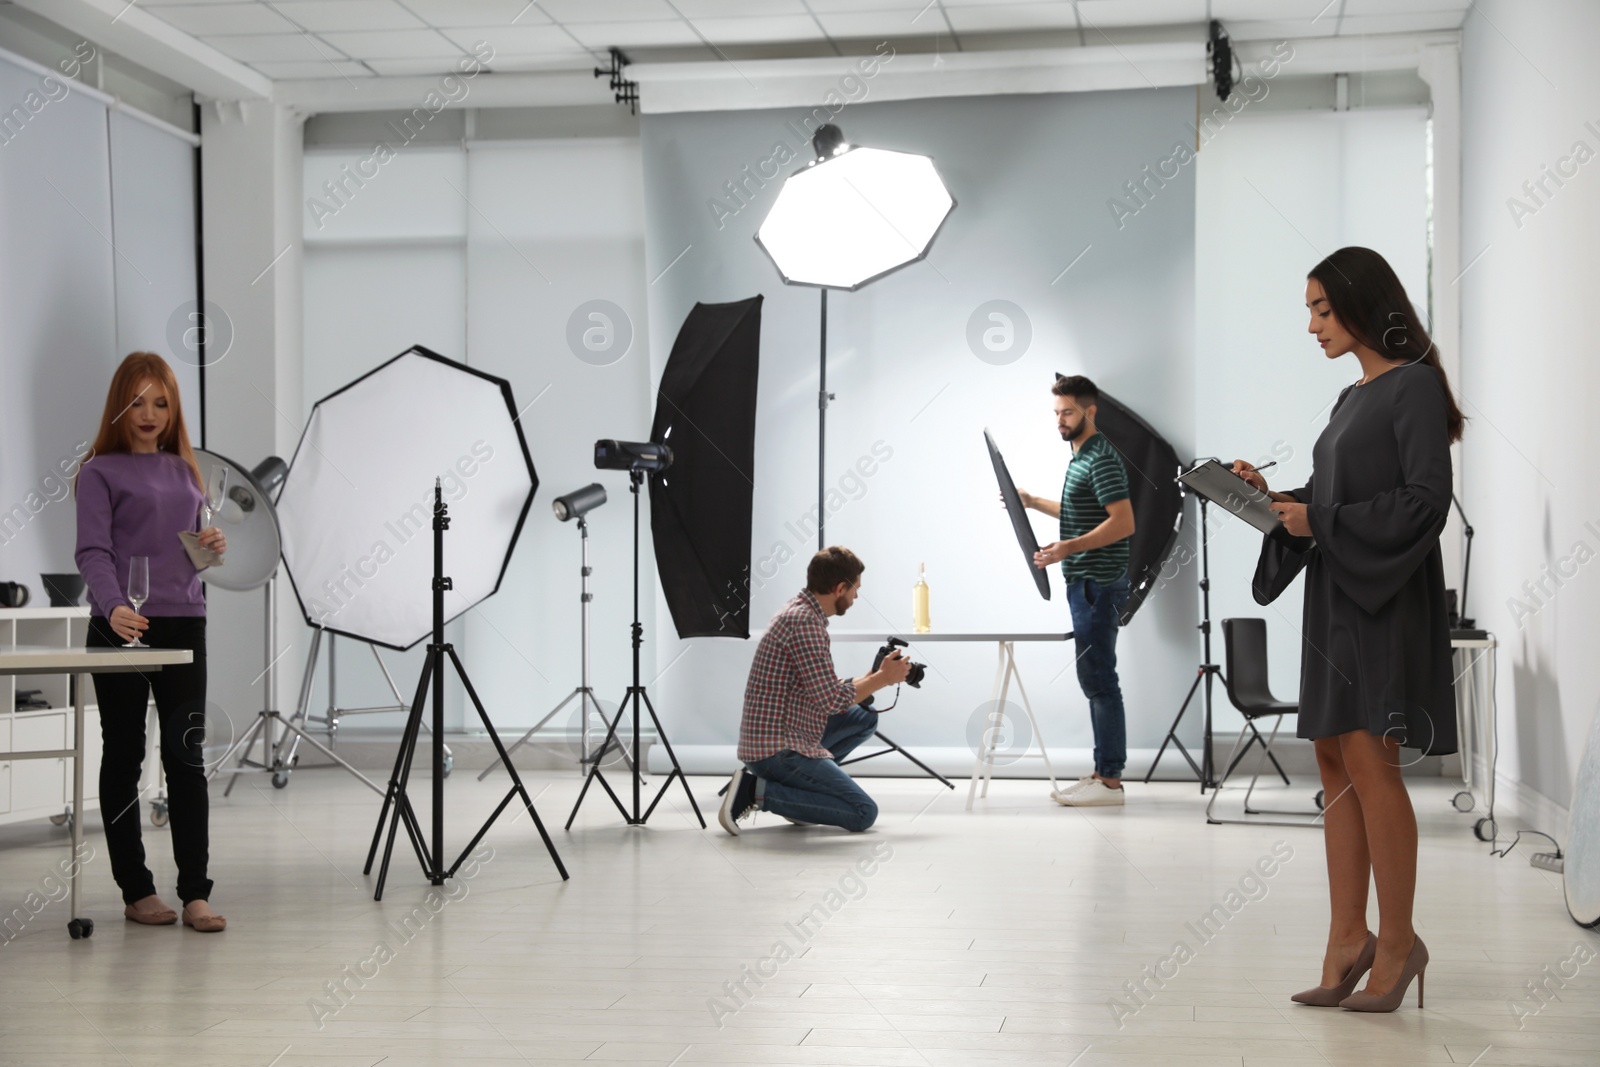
[552,483,607,522]
[594,439,674,473]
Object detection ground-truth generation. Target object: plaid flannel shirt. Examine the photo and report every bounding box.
[737,590,856,763]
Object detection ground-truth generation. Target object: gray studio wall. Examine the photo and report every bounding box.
[639,88,1201,771]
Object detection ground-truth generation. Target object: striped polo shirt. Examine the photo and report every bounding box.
[1059,431,1131,583]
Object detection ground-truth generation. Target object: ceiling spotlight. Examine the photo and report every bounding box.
[552,483,607,522]
[811,123,847,159]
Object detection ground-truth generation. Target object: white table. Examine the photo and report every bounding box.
[831,631,1075,809]
[1450,632,1498,841]
[1,645,192,939]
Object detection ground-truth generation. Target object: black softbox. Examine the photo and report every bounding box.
[651,297,763,638]
[1059,377,1183,627]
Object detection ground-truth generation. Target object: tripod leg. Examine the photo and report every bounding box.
[217,714,267,797]
[565,688,632,829]
[366,655,433,875]
[1143,669,1205,784]
[872,731,954,788]
[636,688,705,827]
[445,648,569,879]
[479,690,578,781]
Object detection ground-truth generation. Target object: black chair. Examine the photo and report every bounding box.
[1206,618,1323,826]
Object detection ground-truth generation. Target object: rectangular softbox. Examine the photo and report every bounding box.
[650,297,763,638]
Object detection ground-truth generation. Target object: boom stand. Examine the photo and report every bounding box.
[565,471,705,829]
[480,515,630,779]
[365,481,568,899]
[1143,493,1288,791]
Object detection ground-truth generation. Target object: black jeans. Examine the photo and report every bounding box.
[86,616,213,905]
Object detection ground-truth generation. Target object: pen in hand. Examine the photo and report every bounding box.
[1245,461,1277,474]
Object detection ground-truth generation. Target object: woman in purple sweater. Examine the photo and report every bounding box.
[75,353,227,933]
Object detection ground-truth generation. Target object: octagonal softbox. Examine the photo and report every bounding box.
[277,346,537,649]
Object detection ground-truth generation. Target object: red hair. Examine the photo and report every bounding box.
[79,352,203,489]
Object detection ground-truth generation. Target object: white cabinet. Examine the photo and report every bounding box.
[0,607,114,826]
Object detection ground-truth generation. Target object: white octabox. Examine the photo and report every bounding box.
[275,346,538,651]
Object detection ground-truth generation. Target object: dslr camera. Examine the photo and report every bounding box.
[861,637,926,709]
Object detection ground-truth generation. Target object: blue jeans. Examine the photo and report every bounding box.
[1067,575,1130,779]
[746,705,879,832]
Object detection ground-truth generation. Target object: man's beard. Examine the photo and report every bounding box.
[1059,421,1087,443]
[835,600,850,616]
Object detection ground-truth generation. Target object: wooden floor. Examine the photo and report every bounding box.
[0,768,1593,1067]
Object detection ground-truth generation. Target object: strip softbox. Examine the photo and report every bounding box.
[1058,377,1183,627]
[650,297,763,638]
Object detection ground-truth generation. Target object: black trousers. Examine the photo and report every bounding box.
[86,616,213,905]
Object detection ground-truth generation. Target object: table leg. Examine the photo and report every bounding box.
[966,642,1009,811]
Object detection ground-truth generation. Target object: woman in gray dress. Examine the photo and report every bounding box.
[1234,246,1464,1013]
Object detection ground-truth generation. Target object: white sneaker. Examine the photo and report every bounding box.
[1056,780,1125,807]
[1050,776,1098,803]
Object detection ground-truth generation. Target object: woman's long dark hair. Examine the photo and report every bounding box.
[1308,246,1465,444]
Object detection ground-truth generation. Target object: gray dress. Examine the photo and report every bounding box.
[1252,364,1458,755]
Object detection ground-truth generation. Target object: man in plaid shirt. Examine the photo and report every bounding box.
[719,546,911,835]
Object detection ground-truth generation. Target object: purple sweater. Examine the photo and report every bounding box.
[75,451,205,618]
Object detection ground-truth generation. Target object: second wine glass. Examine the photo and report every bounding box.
[201,465,227,528]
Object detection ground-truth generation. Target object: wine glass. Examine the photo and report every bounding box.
[125,556,149,648]
[201,466,227,528]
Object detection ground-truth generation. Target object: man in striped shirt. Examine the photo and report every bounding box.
[719,546,912,835]
[1018,375,1136,807]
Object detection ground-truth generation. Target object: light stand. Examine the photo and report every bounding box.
[365,481,567,898]
[1143,491,1289,791]
[1451,492,1478,632]
[565,471,705,829]
[208,573,385,798]
[816,289,834,551]
[480,515,630,780]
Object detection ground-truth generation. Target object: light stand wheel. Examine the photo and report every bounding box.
[272,771,290,789]
[150,800,169,827]
[1475,816,1497,842]
[1453,790,1475,812]
[50,808,71,828]
[67,917,94,939]
[1315,789,1325,811]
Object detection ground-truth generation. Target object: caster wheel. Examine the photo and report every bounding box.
[1475,816,1497,842]
[50,812,68,826]
[442,754,454,778]
[272,771,290,789]
[150,801,169,827]
[1314,790,1325,811]
[1453,790,1475,812]
[67,917,94,939]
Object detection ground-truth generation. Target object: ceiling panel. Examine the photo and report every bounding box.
[1339,11,1471,34]
[1075,0,1210,29]
[673,0,812,14]
[441,26,586,54]
[142,4,296,36]
[537,0,681,22]
[694,16,827,45]
[269,2,428,33]
[816,10,953,39]
[945,4,1081,33]
[205,33,352,62]
[565,19,707,47]
[399,0,554,27]
[317,30,466,59]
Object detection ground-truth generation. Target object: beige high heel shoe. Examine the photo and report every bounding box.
[1291,931,1377,1006]
[1340,935,1428,1012]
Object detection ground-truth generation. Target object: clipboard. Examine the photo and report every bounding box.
[1176,458,1307,545]
[984,429,1051,601]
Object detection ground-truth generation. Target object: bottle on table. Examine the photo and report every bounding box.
[912,562,931,634]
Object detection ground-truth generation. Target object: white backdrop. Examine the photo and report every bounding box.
[0,54,197,604]
[1194,107,1432,703]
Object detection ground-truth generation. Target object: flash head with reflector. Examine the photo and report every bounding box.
[553,483,607,522]
[594,439,673,473]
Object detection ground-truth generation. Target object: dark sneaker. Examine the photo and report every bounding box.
[718,767,760,835]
